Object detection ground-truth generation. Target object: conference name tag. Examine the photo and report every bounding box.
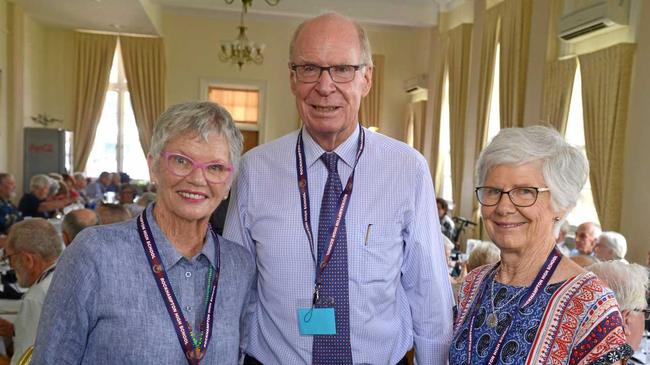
[297,308,336,335]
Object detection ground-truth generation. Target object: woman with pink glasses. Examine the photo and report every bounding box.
[33,101,254,365]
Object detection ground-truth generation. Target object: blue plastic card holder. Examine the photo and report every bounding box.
[297,307,336,335]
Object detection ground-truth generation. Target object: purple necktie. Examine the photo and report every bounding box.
[312,152,353,364]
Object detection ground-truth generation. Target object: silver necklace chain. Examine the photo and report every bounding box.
[486,270,526,327]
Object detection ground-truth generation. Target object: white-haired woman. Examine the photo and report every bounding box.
[450,126,632,364]
[588,261,649,359]
[595,231,629,263]
[18,174,72,218]
[33,102,254,364]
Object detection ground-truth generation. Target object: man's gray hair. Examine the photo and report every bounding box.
[7,218,62,261]
[29,174,54,192]
[289,12,374,67]
[588,261,648,311]
[149,101,244,172]
[598,231,628,260]
[476,125,588,215]
[0,173,12,185]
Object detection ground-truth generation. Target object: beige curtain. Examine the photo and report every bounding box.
[428,36,449,193]
[72,32,117,172]
[472,4,502,236]
[447,24,473,215]
[499,0,532,128]
[579,43,635,231]
[404,101,428,151]
[541,58,577,134]
[120,36,166,156]
[359,54,384,128]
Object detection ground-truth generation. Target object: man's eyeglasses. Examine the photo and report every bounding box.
[475,186,550,207]
[0,251,20,266]
[160,152,233,184]
[290,64,366,83]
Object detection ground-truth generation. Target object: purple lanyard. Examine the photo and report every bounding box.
[137,212,220,365]
[465,248,562,364]
[295,126,365,305]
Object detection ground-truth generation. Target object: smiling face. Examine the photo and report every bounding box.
[148,132,232,225]
[289,14,372,150]
[481,162,562,253]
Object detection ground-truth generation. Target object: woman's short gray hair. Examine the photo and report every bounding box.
[475,125,588,214]
[29,174,54,192]
[149,101,244,172]
[588,261,648,311]
[598,231,628,260]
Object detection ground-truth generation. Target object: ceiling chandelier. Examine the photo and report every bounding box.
[219,0,280,69]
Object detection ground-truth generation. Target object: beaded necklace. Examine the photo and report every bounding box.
[186,265,215,348]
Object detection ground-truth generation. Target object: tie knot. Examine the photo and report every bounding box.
[320,152,339,174]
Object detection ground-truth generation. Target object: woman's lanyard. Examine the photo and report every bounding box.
[137,212,221,365]
[465,247,562,365]
[295,126,365,305]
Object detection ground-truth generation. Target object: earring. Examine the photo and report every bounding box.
[553,217,560,222]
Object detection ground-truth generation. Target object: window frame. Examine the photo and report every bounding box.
[200,78,267,143]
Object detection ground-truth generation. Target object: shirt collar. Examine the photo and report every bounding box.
[144,204,217,270]
[301,123,361,169]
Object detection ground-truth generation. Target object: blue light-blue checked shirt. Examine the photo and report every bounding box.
[224,124,454,364]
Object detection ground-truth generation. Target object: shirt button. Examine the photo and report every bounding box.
[185,271,192,278]
[185,305,192,312]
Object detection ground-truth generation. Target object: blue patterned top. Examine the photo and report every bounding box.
[450,273,564,365]
[0,198,21,234]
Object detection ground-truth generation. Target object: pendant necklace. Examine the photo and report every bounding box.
[486,269,526,328]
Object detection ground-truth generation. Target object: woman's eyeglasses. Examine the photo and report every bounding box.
[475,186,550,207]
[160,152,233,184]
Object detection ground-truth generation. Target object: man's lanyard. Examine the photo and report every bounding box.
[465,247,562,364]
[295,126,365,305]
[137,211,220,365]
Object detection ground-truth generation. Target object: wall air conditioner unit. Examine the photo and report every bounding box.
[558,0,629,42]
[404,74,428,94]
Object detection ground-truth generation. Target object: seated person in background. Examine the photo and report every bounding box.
[0,219,60,365]
[465,240,500,272]
[588,261,649,364]
[118,184,141,217]
[18,175,71,219]
[61,209,99,246]
[96,203,131,225]
[72,173,90,206]
[594,231,628,263]
[106,173,121,193]
[0,173,21,237]
[85,172,110,202]
[436,197,455,240]
[61,173,81,202]
[570,221,601,256]
[554,220,571,256]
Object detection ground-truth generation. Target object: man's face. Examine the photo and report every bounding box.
[99,175,111,186]
[0,176,16,200]
[575,223,598,255]
[4,246,33,287]
[289,15,372,148]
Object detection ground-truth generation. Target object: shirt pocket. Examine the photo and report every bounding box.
[350,220,403,286]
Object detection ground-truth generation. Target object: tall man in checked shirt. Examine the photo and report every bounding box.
[224,12,454,365]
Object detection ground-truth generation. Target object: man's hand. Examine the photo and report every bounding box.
[0,317,14,337]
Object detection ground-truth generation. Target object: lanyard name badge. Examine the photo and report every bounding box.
[137,211,221,365]
[295,126,365,336]
[465,247,562,365]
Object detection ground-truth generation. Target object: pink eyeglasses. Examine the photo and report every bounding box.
[160,152,233,184]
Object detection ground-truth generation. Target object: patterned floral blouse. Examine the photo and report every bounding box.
[450,265,633,365]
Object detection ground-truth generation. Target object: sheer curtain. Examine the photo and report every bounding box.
[579,43,635,231]
[447,24,473,215]
[120,36,166,156]
[499,0,532,128]
[72,32,117,172]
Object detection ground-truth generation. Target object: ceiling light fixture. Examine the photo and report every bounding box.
[219,0,280,69]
